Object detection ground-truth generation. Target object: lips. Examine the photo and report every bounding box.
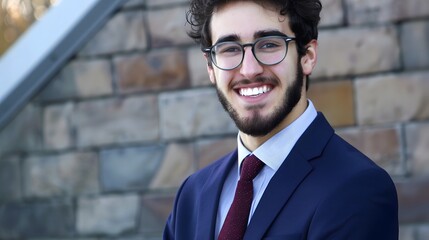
[238,85,272,97]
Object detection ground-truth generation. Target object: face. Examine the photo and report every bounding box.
[207,1,316,137]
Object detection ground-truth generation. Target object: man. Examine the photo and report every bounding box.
[164,0,398,239]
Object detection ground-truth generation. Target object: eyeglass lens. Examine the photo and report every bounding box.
[210,36,290,70]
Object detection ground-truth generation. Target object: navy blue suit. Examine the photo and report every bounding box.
[164,113,398,239]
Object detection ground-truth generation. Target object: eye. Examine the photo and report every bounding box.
[222,46,241,53]
[258,40,282,49]
[256,37,284,51]
[215,43,242,55]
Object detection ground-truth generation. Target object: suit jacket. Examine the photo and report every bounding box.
[164,113,398,240]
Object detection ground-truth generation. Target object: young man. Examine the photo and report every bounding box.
[164,0,398,239]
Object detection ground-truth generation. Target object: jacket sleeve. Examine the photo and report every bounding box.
[308,168,398,240]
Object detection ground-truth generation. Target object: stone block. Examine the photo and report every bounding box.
[0,104,42,154]
[23,152,99,198]
[355,71,429,125]
[396,177,429,223]
[399,225,416,240]
[345,0,397,24]
[43,102,74,150]
[114,235,153,240]
[417,225,429,240]
[0,155,21,202]
[141,234,164,240]
[74,95,159,147]
[307,80,355,127]
[140,194,175,234]
[159,88,236,140]
[188,47,212,87]
[406,122,429,177]
[314,26,400,78]
[188,47,210,87]
[401,20,429,70]
[149,143,195,189]
[100,145,164,192]
[0,201,73,238]
[337,126,403,175]
[345,0,429,25]
[79,11,147,56]
[77,194,140,235]
[114,50,189,93]
[320,0,344,27]
[38,59,113,102]
[196,137,237,169]
[147,6,193,47]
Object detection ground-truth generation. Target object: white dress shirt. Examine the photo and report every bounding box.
[215,100,318,238]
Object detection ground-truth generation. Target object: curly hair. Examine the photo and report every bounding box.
[186,0,322,57]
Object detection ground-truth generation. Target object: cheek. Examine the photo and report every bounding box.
[213,70,235,88]
[271,62,297,84]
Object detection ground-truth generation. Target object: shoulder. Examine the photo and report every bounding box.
[308,135,398,237]
[168,149,236,219]
[181,149,237,191]
[305,129,397,197]
[193,149,236,176]
[325,133,383,171]
[314,132,397,202]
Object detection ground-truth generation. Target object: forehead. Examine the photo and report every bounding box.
[210,1,292,42]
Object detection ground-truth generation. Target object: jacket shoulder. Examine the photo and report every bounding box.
[187,149,237,184]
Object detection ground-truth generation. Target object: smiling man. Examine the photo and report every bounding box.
[164,1,398,239]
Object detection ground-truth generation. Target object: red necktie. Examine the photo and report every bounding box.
[218,154,265,240]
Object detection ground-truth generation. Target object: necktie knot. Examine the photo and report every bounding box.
[240,154,264,181]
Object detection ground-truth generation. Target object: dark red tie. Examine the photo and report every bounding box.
[218,154,265,240]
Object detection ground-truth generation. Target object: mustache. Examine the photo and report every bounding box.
[230,76,280,88]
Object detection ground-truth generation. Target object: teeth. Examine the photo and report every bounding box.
[239,86,271,97]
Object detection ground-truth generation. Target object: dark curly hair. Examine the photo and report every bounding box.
[186,0,322,57]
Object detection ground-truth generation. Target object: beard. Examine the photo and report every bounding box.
[215,62,304,137]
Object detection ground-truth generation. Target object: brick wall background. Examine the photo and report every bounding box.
[0,0,428,239]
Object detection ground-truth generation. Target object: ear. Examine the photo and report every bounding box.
[301,39,318,76]
[204,53,216,84]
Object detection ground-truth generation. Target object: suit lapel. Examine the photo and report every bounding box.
[195,150,238,240]
[244,113,334,239]
[244,150,312,239]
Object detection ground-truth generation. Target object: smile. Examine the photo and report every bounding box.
[239,85,272,97]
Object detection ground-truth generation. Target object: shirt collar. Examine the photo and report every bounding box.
[237,99,317,172]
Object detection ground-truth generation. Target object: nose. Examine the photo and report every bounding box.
[239,47,263,79]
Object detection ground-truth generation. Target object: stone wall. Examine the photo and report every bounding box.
[0,0,428,239]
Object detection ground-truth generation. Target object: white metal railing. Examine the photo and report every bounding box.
[0,0,127,130]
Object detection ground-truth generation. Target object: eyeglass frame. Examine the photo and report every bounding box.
[202,35,296,71]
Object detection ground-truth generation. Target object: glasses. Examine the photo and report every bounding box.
[203,35,296,71]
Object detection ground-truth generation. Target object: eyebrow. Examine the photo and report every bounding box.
[214,34,240,45]
[254,30,289,38]
[214,30,290,45]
